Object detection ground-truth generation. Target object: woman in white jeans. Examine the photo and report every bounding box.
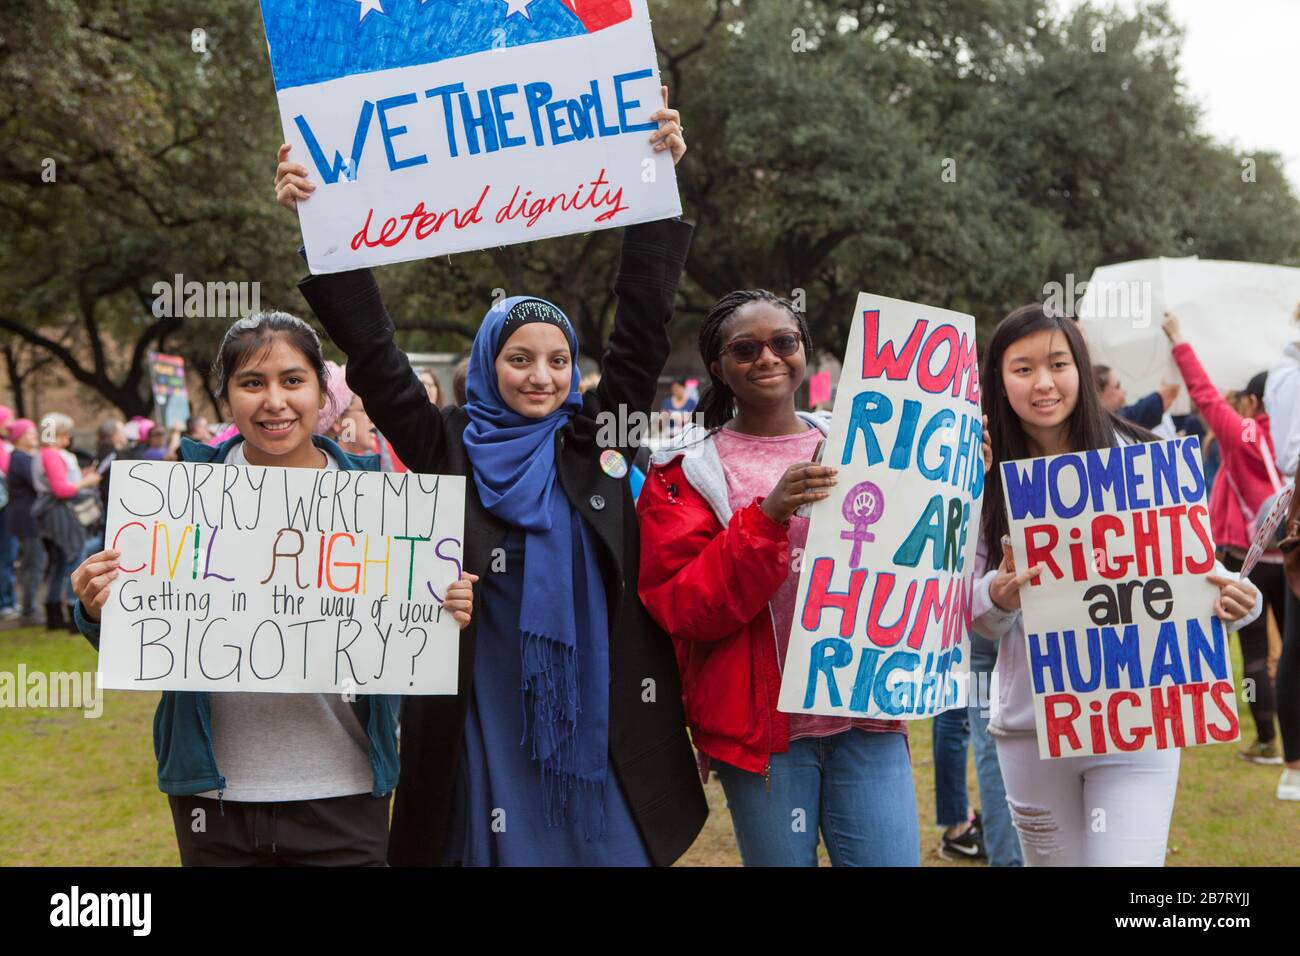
[973,305,1260,866]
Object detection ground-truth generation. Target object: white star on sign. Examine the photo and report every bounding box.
[499,0,537,20]
[356,0,385,21]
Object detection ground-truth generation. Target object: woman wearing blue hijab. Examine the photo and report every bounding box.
[280,94,707,866]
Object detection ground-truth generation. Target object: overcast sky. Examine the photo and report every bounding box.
[1170,0,1300,190]
[1058,0,1300,192]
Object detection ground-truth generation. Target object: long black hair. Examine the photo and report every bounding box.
[696,289,815,429]
[981,304,1154,562]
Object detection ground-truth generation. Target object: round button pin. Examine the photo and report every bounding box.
[589,494,606,511]
[599,449,629,479]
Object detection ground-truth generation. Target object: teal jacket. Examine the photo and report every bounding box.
[75,433,401,799]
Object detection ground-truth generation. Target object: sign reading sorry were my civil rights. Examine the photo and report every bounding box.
[1002,437,1241,759]
[96,460,465,695]
[777,293,985,720]
[258,0,680,273]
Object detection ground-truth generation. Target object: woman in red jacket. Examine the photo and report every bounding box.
[1163,312,1288,764]
[637,290,919,866]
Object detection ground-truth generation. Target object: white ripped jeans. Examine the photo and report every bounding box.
[993,735,1180,866]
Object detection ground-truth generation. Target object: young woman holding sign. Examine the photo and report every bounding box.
[975,304,1261,867]
[635,290,920,867]
[69,311,478,866]
[272,89,709,867]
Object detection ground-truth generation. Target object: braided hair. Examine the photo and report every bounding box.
[696,289,815,429]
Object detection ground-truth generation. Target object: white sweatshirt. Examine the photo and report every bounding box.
[1263,341,1300,477]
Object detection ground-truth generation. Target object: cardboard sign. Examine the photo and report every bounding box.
[777,293,984,719]
[96,460,465,695]
[807,370,832,408]
[1240,484,1293,579]
[148,352,191,430]
[1074,257,1300,418]
[1002,437,1242,758]
[258,0,680,273]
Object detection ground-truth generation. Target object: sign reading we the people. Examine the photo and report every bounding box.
[1002,437,1241,759]
[777,293,985,720]
[258,0,680,274]
[96,460,465,695]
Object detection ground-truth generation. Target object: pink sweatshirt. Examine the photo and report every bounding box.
[39,447,81,499]
[1171,342,1281,553]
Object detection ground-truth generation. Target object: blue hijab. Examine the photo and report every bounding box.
[462,296,610,837]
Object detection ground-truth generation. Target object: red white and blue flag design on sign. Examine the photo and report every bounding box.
[258,0,678,273]
[261,0,635,91]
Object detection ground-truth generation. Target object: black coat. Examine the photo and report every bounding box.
[298,219,708,866]
[6,450,39,539]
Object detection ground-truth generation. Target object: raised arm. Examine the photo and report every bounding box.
[277,144,446,473]
[592,217,694,451]
[297,266,447,474]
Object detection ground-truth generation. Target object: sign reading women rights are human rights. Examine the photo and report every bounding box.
[96,460,465,695]
[1002,438,1242,759]
[777,294,985,720]
[259,0,681,273]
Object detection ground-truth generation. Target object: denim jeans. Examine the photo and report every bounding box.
[932,702,970,828]
[714,730,919,867]
[968,632,1023,866]
[0,513,16,609]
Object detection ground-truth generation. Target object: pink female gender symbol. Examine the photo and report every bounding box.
[841,480,885,567]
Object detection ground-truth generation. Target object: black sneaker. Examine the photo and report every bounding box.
[939,813,987,862]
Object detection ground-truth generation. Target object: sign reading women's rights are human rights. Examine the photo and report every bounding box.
[1002,438,1242,759]
[259,0,681,273]
[777,294,985,720]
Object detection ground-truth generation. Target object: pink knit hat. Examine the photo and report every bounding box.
[6,418,34,443]
[315,361,354,435]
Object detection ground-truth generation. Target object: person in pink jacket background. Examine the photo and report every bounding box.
[1163,312,1292,769]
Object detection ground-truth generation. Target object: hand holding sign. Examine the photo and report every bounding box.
[988,538,1044,612]
[647,86,685,163]
[1205,573,1257,622]
[276,144,315,212]
[71,548,122,620]
[443,571,480,629]
[760,462,838,524]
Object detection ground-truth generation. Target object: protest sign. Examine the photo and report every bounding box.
[148,352,191,430]
[807,370,832,408]
[258,0,680,274]
[96,460,465,695]
[1074,257,1300,418]
[1002,436,1241,759]
[777,293,984,719]
[1239,484,1293,579]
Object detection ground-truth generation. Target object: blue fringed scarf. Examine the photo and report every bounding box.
[461,296,610,837]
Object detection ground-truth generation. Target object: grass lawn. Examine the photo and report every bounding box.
[1,625,1294,866]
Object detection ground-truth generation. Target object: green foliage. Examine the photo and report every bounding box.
[1,0,1297,415]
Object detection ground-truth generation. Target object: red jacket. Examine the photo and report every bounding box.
[1172,342,1283,552]
[636,417,900,774]
[636,448,792,774]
